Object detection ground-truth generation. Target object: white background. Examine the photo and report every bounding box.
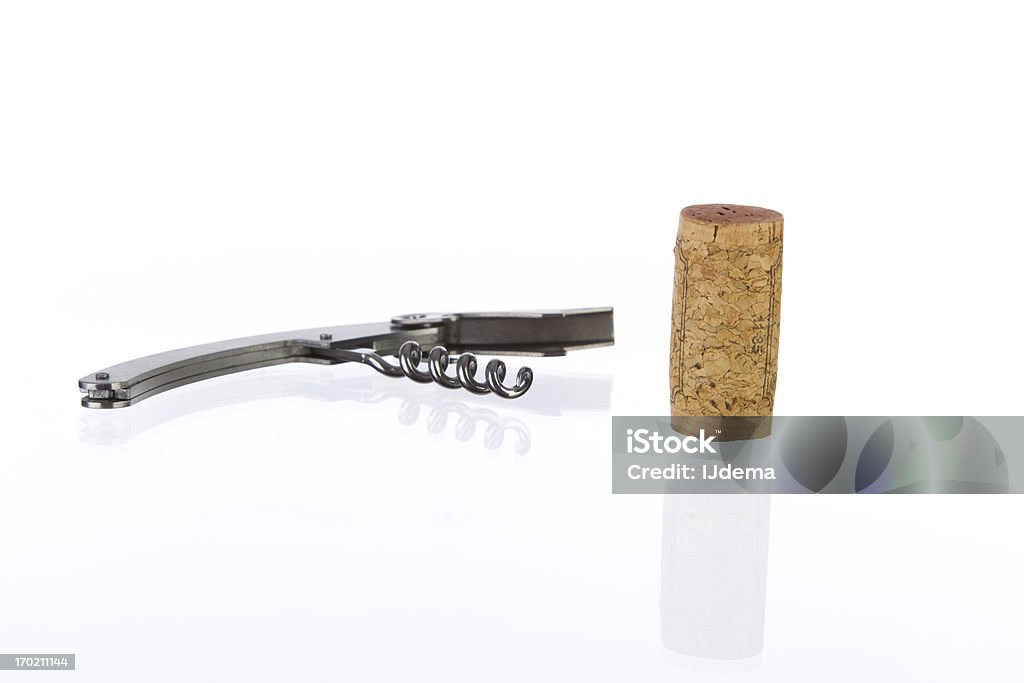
[2,1,1022,680]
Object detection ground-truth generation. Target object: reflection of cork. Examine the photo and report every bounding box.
[670,205,783,441]
[661,494,769,659]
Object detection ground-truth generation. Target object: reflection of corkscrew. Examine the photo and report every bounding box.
[78,368,612,448]
[337,341,532,399]
[396,394,531,454]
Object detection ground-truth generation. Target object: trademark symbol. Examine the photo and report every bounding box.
[716,429,722,434]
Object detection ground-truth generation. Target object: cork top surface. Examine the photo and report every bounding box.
[678,204,783,245]
[681,204,782,226]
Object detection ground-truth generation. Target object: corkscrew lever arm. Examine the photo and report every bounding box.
[79,307,614,408]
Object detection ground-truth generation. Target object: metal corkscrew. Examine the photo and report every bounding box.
[333,341,534,399]
[79,308,613,408]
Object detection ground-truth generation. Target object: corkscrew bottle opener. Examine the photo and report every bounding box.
[79,308,614,408]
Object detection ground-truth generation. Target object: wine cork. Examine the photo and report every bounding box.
[670,204,783,441]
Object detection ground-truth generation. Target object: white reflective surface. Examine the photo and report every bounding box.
[2,364,1022,681]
